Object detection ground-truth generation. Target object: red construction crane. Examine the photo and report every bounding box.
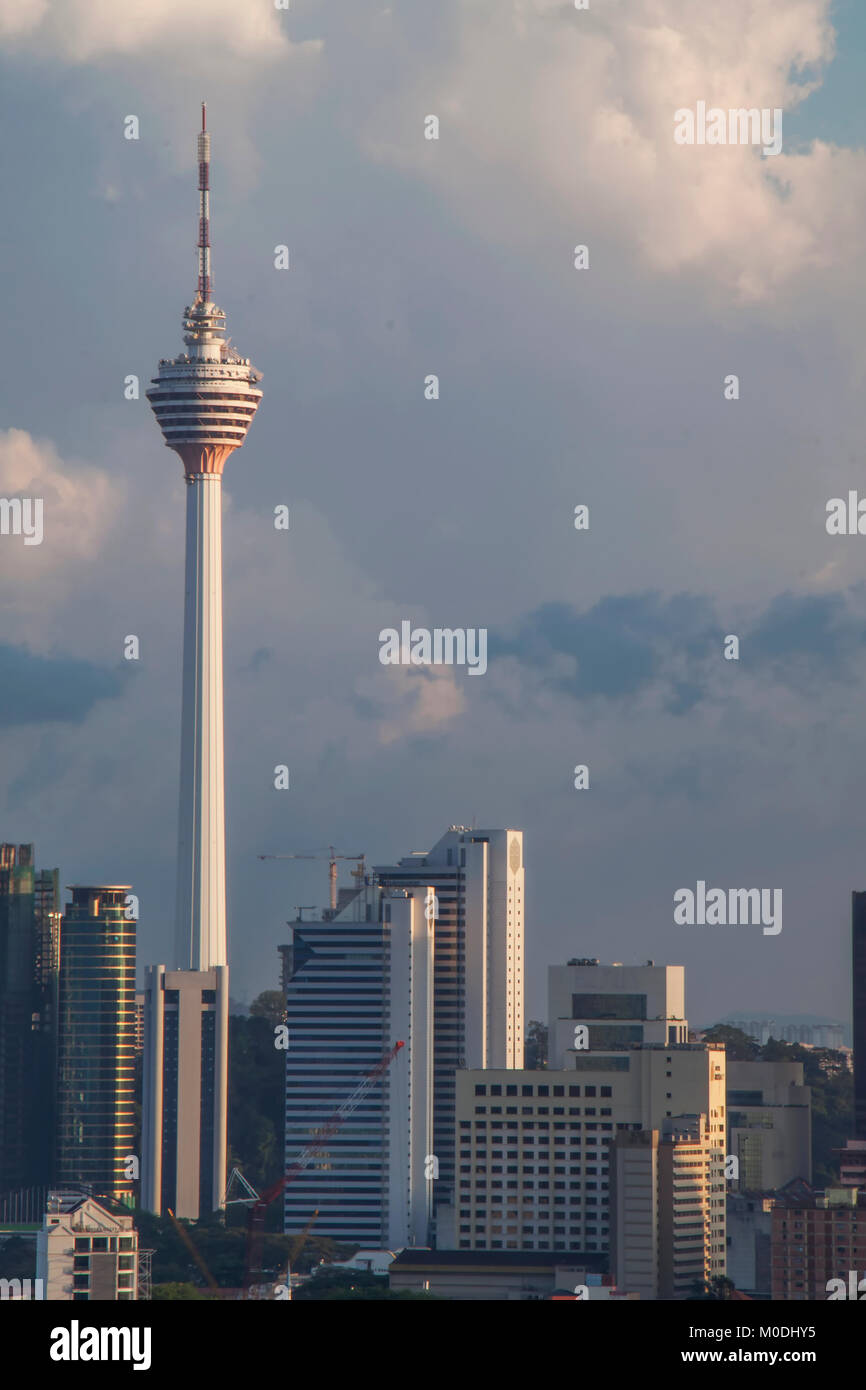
[258,846,365,913]
[244,1040,404,1289]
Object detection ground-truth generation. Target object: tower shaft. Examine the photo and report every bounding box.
[177,472,226,971]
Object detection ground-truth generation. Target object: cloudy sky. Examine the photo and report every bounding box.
[2,0,866,1030]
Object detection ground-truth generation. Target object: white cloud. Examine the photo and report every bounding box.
[359,0,850,301]
[0,0,47,38]
[0,428,122,600]
[3,0,308,62]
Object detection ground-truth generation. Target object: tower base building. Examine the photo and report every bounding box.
[141,964,229,1219]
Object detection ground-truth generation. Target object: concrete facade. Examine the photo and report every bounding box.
[548,961,688,1069]
[450,1044,726,1275]
[727,1060,811,1191]
[141,964,229,1219]
[610,1115,724,1301]
[36,1194,138,1301]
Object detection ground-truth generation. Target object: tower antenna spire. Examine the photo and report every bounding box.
[197,101,211,301]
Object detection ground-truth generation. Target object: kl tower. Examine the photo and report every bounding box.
[142,106,262,1218]
[147,104,262,973]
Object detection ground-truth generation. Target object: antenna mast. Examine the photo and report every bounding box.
[197,101,211,301]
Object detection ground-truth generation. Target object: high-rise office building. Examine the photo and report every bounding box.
[852,891,866,1140]
[143,107,262,1217]
[0,844,60,1192]
[280,878,433,1246]
[56,887,136,1202]
[141,965,229,1219]
[375,826,525,1214]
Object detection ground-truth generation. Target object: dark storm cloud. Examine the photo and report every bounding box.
[747,591,866,677]
[0,644,127,726]
[491,588,866,706]
[490,593,717,702]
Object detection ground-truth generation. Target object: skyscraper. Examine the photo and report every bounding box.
[280,879,433,1246]
[852,891,866,1140]
[143,107,261,1217]
[0,844,60,1192]
[56,887,137,1203]
[375,826,525,1219]
[141,964,229,1219]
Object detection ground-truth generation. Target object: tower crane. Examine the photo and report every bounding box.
[244,1040,404,1289]
[258,846,366,913]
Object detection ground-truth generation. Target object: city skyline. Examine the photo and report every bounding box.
[2,4,866,1043]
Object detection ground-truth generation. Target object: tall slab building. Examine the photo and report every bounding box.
[0,844,60,1191]
[280,878,434,1247]
[56,887,137,1203]
[375,826,525,1221]
[852,891,866,1141]
[142,107,261,1218]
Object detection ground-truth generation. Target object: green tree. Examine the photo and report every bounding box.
[688,1275,737,1301]
[524,1020,548,1069]
[152,1282,207,1301]
[249,991,285,1029]
[702,1024,760,1060]
[755,1039,853,1185]
[228,999,285,1195]
[0,1236,35,1280]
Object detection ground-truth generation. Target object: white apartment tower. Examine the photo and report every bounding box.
[376,827,525,1217]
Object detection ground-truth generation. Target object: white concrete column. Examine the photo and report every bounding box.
[141,964,165,1214]
[176,473,227,971]
[213,964,229,1212]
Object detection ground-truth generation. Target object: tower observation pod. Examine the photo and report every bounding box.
[146,105,263,972]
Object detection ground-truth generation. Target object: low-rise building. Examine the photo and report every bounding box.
[36,1193,139,1301]
[388,1248,609,1301]
[770,1180,866,1301]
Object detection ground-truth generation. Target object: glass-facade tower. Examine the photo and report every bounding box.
[57,886,136,1202]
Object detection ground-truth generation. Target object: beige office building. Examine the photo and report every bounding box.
[611,1115,726,1300]
[727,1060,811,1191]
[141,964,229,1219]
[450,1043,726,1267]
